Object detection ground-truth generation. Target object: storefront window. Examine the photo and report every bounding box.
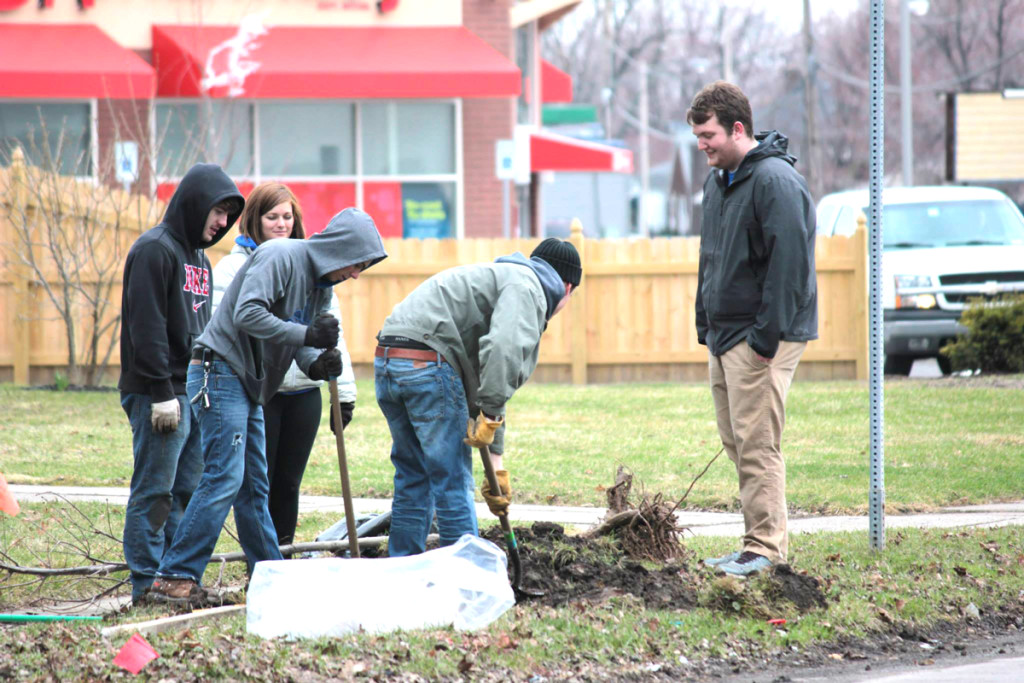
[155,99,458,237]
[361,102,454,175]
[0,102,91,175]
[155,101,253,177]
[260,102,355,176]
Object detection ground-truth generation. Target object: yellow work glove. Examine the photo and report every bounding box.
[463,414,503,448]
[480,469,511,517]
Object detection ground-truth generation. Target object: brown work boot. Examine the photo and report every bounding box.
[148,578,206,608]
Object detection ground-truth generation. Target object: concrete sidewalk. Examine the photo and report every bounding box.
[9,484,1024,537]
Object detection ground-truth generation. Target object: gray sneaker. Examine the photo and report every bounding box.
[717,551,772,576]
[703,550,741,567]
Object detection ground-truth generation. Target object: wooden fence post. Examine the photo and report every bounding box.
[569,218,587,384]
[10,148,31,385]
[854,215,869,381]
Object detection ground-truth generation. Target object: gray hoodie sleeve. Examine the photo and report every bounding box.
[232,249,308,347]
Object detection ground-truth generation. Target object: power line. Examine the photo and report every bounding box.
[817,41,1024,93]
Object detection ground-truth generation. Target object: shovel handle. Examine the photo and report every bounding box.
[477,444,522,586]
[330,379,360,558]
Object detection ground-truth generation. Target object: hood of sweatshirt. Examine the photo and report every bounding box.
[494,252,565,320]
[160,163,244,250]
[307,207,388,283]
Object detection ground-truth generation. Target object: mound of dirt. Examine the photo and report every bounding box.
[484,521,697,609]
[483,521,829,617]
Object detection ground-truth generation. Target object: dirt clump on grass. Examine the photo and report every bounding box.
[483,467,828,615]
[485,521,697,609]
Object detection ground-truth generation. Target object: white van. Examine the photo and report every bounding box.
[815,186,1024,374]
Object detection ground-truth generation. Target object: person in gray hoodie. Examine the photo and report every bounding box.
[148,208,386,605]
[211,182,359,553]
[376,238,581,557]
[687,81,817,577]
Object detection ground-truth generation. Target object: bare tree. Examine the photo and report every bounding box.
[0,102,221,387]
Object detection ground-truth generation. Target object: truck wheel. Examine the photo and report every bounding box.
[884,355,913,375]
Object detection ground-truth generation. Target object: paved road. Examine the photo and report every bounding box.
[9,485,1024,536]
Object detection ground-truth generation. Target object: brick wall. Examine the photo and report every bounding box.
[96,99,151,193]
[462,0,516,237]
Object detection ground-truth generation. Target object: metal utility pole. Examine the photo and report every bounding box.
[868,0,887,551]
[638,61,650,237]
[802,0,822,199]
[900,0,914,186]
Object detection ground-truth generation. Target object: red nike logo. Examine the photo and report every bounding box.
[193,300,206,312]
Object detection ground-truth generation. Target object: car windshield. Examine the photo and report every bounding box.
[871,199,1024,249]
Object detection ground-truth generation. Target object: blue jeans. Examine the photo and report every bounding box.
[121,392,203,601]
[375,355,477,557]
[157,361,283,583]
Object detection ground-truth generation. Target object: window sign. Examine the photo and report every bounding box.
[402,182,453,238]
[114,140,138,186]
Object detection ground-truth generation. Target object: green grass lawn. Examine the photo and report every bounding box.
[1,378,1021,513]
[1,500,1021,680]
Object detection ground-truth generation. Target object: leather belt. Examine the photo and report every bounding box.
[375,345,446,364]
[191,347,218,362]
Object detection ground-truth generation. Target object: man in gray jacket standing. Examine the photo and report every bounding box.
[148,208,386,605]
[688,81,817,576]
[376,238,580,557]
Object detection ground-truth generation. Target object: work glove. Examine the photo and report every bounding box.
[307,348,342,381]
[151,398,180,434]
[480,469,511,517]
[329,402,354,434]
[463,414,503,448]
[304,313,339,348]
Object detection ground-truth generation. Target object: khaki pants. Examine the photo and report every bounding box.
[709,340,805,562]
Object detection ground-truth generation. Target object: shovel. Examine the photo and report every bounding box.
[477,444,543,601]
[329,379,360,558]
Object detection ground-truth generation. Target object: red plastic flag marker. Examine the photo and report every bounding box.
[113,633,159,674]
[767,618,787,625]
[0,473,20,517]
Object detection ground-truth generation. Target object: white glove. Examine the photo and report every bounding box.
[151,398,181,434]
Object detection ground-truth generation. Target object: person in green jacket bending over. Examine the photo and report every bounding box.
[375,238,581,556]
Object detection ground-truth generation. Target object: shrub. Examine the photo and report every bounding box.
[940,294,1024,373]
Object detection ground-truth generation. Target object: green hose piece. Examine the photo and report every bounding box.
[0,614,102,623]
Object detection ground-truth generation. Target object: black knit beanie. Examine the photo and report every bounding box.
[531,238,581,287]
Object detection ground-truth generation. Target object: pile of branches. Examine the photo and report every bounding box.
[587,466,687,562]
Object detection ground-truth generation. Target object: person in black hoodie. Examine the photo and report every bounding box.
[687,82,817,577]
[118,163,243,606]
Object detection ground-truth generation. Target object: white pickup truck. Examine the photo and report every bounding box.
[815,186,1024,374]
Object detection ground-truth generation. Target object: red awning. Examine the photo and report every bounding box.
[153,25,520,99]
[531,130,633,174]
[0,24,154,99]
[541,60,573,103]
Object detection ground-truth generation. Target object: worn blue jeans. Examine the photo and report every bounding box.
[121,392,203,602]
[157,360,283,583]
[375,355,477,557]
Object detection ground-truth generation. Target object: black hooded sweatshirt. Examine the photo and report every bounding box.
[118,164,243,402]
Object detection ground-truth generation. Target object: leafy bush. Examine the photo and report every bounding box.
[941,294,1024,373]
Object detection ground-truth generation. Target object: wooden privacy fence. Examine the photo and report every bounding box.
[338,223,868,383]
[1,166,868,384]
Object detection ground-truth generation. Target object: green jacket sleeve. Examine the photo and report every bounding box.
[476,283,545,455]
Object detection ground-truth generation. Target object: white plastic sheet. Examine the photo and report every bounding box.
[246,535,515,639]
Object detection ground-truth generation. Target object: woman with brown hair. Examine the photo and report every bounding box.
[211,182,358,551]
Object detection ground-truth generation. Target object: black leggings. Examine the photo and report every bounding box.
[263,389,322,547]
